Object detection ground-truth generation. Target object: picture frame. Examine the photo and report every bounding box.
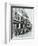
[5,3,34,43]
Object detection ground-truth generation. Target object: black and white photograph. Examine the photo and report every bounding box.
[1,0,38,46]
[11,6,34,40]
